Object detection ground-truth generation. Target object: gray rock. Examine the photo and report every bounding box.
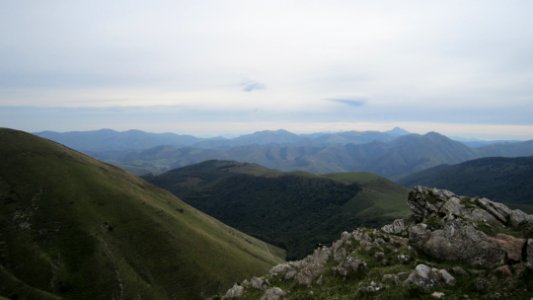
[431,291,445,299]
[408,187,533,230]
[294,246,331,286]
[408,187,448,220]
[340,231,352,241]
[475,198,510,225]
[415,264,432,279]
[397,254,411,264]
[382,218,407,234]
[332,246,347,263]
[441,196,463,217]
[250,277,268,290]
[470,208,504,227]
[284,270,297,280]
[527,239,533,269]
[404,264,440,291]
[332,256,367,276]
[489,234,525,262]
[270,263,291,275]
[224,284,244,298]
[509,209,533,227]
[260,287,286,300]
[404,264,456,291]
[409,219,507,268]
[438,269,456,286]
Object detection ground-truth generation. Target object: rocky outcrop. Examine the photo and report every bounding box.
[405,187,533,269]
[223,187,533,299]
[224,284,244,298]
[403,264,456,291]
[407,186,533,228]
[260,287,286,300]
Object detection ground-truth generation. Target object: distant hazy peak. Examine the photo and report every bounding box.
[385,127,410,136]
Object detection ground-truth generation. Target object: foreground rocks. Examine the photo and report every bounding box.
[406,187,533,270]
[222,187,533,299]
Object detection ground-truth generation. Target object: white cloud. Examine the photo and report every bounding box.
[1,0,533,136]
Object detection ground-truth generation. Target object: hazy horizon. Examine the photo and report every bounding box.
[2,1,533,140]
[26,126,531,142]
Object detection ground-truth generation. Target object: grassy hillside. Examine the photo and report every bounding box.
[399,156,533,212]
[323,172,410,219]
[0,129,283,300]
[146,161,409,260]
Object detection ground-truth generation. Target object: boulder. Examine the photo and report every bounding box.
[409,219,507,268]
[509,209,533,227]
[489,234,525,262]
[260,287,286,300]
[224,284,244,298]
[250,277,269,290]
[403,264,455,291]
[438,269,456,286]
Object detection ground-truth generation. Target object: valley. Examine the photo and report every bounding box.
[144,160,409,259]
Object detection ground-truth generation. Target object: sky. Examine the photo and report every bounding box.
[1,0,533,139]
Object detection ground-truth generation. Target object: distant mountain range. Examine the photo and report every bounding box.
[36,129,202,151]
[144,160,409,259]
[399,156,533,211]
[35,128,533,180]
[35,127,411,150]
[0,129,283,299]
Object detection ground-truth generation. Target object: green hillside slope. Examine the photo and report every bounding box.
[146,161,409,260]
[399,156,533,212]
[0,129,283,300]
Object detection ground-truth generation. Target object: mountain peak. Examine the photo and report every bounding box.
[424,131,447,138]
[386,127,410,137]
[251,129,296,136]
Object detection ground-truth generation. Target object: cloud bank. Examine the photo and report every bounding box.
[1,0,532,138]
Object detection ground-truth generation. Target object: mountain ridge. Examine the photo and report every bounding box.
[35,129,533,181]
[399,156,533,209]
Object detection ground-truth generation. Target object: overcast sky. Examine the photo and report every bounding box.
[1,0,533,139]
